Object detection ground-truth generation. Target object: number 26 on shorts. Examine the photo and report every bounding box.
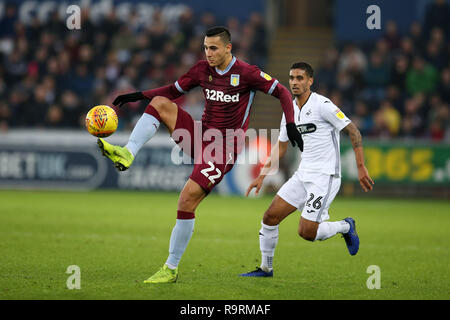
[306,193,323,209]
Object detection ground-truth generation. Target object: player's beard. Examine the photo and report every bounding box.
[292,86,309,98]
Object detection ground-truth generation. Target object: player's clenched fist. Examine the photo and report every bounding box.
[286,123,303,151]
[113,91,145,108]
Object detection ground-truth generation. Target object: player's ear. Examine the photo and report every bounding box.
[226,42,232,53]
[309,77,314,87]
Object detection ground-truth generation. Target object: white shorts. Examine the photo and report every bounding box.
[277,170,341,223]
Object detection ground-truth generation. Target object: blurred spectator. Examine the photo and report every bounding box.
[147,11,169,52]
[351,100,373,136]
[438,68,450,102]
[0,101,11,131]
[383,21,401,50]
[371,108,391,138]
[374,38,391,64]
[424,40,448,69]
[28,85,50,127]
[45,104,64,128]
[427,94,449,141]
[176,7,195,49]
[338,44,367,75]
[60,90,81,128]
[401,96,426,138]
[362,51,390,101]
[226,17,242,47]
[336,71,357,103]
[0,3,17,38]
[406,55,439,95]
[423,0,450,40]
[397,37,415,64]
[381,100,401,136]
[248,12,268,67]
[314,47,339,90]
[408,21,425,50]
[429,103,449,141]
[4,51,27,84]
[194,12,216,37]
[385,85,404,111]
[69,64,95,97]
[390,54,409,90]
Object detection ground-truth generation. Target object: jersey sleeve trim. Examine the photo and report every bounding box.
[241,90,256,127]
[334,118,352,131]
[174,81,187,94]
[267,80,279,95]
[319,99,351,131]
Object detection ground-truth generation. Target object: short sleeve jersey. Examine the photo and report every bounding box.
[279,92,351,176]
[174,57,279,133]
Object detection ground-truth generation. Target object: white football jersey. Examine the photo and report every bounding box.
[279,92,351,176]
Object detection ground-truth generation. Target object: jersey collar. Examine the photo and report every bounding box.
[215,56,236,75]
[296,91,312,110]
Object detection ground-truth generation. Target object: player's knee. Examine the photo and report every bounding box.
[178,195,197,212]
[262,210,282,226]
[178,184,205,212]
[150,96,171,113]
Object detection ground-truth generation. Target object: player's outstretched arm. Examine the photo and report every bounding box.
[112,84,184,108]
[273,85,303,151]
[248,66,302,150]
[342,122,374,192]
[118,61,200,108]
[112,91,146,108]
[246,140,289,197]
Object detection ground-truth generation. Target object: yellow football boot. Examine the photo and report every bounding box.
[97,138,134,171]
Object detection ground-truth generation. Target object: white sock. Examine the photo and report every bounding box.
[259,222,279,271]
[165,219,195,268]
[125,113,160,157]
[314,220,350,241]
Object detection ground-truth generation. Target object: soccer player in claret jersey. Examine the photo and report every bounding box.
[97,27,303,283]
[240,62,374,277]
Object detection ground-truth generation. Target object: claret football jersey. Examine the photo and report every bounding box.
[174,56,279,133]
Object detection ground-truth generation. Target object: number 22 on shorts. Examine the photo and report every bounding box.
[200,161,222,184]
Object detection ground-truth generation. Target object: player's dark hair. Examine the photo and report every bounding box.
[205,26,231,44]
[291,62,314,78]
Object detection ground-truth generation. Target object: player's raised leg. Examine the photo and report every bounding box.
[298,174,358,254]
[144,179,206,284]
[298,216,349,241]
[240,195,296,277]
[298,216,358,255]
[98,96,178,171]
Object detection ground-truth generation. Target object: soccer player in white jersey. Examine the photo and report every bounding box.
[240,62,374,277]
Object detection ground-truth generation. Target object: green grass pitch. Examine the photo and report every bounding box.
[0,190,448,300]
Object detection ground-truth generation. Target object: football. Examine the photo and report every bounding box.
[85,105,118,138]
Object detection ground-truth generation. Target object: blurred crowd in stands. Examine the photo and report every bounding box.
[315,0,449,141]
[0,1,448,142]
[0,3,267,131]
